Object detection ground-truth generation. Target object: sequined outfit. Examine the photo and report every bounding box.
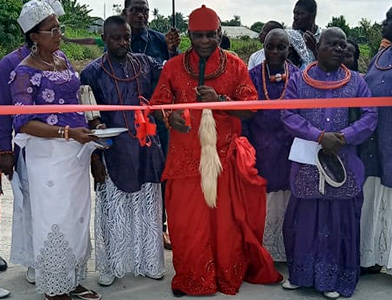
[281,65,377,297]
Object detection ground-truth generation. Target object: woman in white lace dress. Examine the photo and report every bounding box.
[10,1,100,299]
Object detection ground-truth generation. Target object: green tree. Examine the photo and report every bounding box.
[0,0,24,55]
[367,22,382,56]
[60,0,98,30]
[149,14,170,33]
[327,15,351,36]
[153,8,159,20]
[250,21,264,33]
[221,15,242,26]
[112,4,122,15]
[168,12,188,33]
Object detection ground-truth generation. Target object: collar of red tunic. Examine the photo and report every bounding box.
[188,47,222,78]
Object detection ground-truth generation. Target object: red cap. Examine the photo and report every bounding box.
[188,5,220,31]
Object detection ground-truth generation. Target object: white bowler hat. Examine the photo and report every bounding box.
[17,0,64,33]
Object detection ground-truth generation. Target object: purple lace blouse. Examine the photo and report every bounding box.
[10,52,87,132]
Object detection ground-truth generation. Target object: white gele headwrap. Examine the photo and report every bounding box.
[17,0,58,33]
[43,0,65,16]
[199,109,222,208]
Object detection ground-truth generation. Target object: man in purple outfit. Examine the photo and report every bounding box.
[280,27,377,299]
[244,29,300,262]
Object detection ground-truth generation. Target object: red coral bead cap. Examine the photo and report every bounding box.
[188,4,220,31]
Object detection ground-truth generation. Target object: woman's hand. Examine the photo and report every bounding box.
[69,127,98,144]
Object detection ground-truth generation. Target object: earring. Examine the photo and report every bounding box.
[31,42,38,55]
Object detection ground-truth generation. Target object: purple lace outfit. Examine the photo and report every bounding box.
[281,65,377,297]
[10,52,87,131]
[0,46,30,159]
[245,63,300,192]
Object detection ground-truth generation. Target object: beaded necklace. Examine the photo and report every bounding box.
[262,60,289,100]
[102,53,144,138]
[375,45,392,71]
[183,47,227,80]
[302,62,351,90]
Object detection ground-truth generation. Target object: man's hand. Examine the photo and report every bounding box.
[320,132,345,155]
[165,28,181,52]
[0,153,14,180]
[196,85,219,102]
[91,159,106,184]
[169,110,190,133]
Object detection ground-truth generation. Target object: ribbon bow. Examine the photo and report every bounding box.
[134,97,157,147]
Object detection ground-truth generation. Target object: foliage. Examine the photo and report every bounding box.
[250,21,264,34]
[59,0,98,30]
[221,15,242,26]
[327,15,351,36]
[168,12,188,33]
[60,27,102,61]
[150,9,188,34]
[0,0,24,54]
[149,15,170,34]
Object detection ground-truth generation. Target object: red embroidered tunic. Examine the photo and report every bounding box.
[151,48,258,180]
[151,48,282,296]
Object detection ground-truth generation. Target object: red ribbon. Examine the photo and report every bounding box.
[183,108,191,127]
[1,97,392,115]
[134,107,156,146]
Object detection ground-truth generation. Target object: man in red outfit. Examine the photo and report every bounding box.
[150,5,282,297]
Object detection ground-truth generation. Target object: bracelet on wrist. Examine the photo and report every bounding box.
[58,126,65,138]
[162,109,173,129]
[317,130,325,144]
[64,125,70,141]
[0,150,14,156]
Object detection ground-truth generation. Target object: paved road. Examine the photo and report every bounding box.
[1,179,391,299]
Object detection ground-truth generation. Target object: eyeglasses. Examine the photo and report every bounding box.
[126,7,149,15]
[38,25,65,37]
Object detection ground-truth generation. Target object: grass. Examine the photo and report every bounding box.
[60,27,102,63]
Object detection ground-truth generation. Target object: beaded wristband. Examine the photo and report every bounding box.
[317,130,325,144]
[162,109,173,129]
[58,126,65,138]
[0,150,14,156]
[64,125,70,141]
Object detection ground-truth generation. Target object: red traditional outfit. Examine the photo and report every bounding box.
[150,5,282,296]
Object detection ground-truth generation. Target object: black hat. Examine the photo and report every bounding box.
[316,149,347,194]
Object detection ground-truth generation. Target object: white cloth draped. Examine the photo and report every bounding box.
[360,176,392,274]
[95,175,164,278]
[11,134,95,295]
[263,190,291,262]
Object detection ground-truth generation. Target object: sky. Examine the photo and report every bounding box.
[79,0,391,29]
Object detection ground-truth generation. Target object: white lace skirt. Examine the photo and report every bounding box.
[11,135,93,295]
[360,176,392,274]
[263,190,291,262]
[95,177,164,278]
